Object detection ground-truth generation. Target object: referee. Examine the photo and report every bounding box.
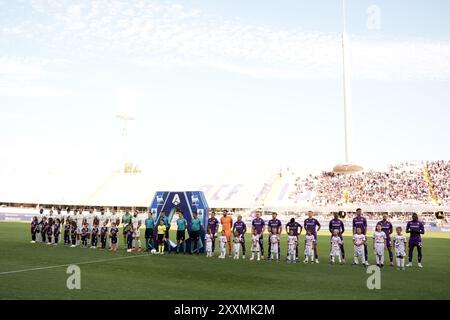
[190,212,202,255]
[144,212,155,252]
[176,212,187,253]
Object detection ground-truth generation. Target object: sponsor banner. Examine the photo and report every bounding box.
[0,213,34,222]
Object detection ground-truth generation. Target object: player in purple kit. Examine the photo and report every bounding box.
[251,212,265,259]
[329,212,345,263]
[233,215,247,259]
[304,211,321,263]
[406,213,425,268]
[70,220,77,247]
[81,223,89,247]
[207,211,220,255]
[46,218,54,245]
[376,213,394,267]
[53,218,61,245]
[353,208,368,262]
[30,216,39,243]
[110,222,119,252]
[100,222,108,249]
[126,224,134,253]
[64,219,71,245]
[40,217,48,243]
[286,218,302,261]
[267,212,282,261]
[91,224,99,248]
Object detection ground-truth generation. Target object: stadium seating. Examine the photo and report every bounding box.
[290,161,450,206]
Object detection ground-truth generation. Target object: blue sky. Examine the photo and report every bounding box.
[1,0,450,183]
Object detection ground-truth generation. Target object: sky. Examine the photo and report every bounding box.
[1,0,450,184]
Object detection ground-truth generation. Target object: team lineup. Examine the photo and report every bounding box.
[29,208,425,269]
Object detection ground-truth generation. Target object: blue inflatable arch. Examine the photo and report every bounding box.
[149,191,209,253]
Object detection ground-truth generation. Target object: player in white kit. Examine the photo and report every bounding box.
[35,208,46,243]
[85,208,97,244]
[98,209,110,231]
[269,231,280,262]
[55,208,62,222]
[233,231,242,260]
[304,230,316,264]
[62,208,72,226]
[109,210,120,227]
[373,224,387,267]
[219,230,228,259]
[75,209,85,246]
[287,230,298,263]
[394,226,407,270]
[205,229,213,257]
[108,210,120,248]
[86,209,96,229]
[250,229,261,261]
[330,229,343,264]
[132,211,143,251]
[353,227,368,266]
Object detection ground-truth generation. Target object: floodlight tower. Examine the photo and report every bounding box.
[116,112,136,173]
[333,0,363,174]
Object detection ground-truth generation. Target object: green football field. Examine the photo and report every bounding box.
[1,222,449,300]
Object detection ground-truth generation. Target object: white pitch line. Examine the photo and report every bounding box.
[0,254,151,275]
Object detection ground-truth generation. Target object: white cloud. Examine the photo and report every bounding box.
[57,4,85,30]
[0,85,68,98]
[0,57,68,97]
[349,37,450,81]
[0,57,43,80]
[1,0,450,81]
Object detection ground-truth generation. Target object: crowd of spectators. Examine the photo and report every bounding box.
[290,161,450,205]
[427,161,450,201]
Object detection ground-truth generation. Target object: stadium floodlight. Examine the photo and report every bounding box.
[333,0,363,174]
[116,93,136,172]
[116,108,136,173]
[116,112,136,137]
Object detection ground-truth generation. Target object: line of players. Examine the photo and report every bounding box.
[30,208,142,252]
[207,209,425,269]
[29,207,425,268]
[30,208,205,254]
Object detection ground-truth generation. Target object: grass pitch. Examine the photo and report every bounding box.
[0,222,449,300]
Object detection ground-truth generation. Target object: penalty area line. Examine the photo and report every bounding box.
[0,254,151,276]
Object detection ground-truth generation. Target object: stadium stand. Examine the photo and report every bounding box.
[1,161,449,228]
[289,161,450,206]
